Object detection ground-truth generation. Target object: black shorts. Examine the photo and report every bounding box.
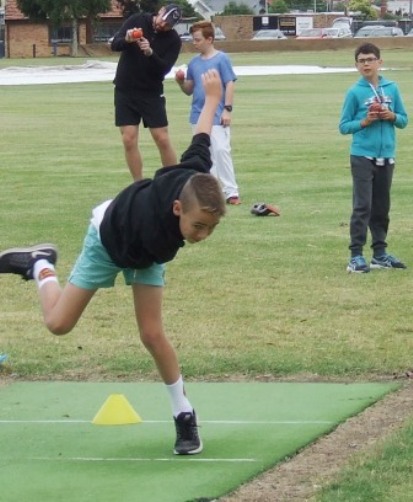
[114,88,168,129]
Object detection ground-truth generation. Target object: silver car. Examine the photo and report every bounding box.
[354,26,404,38]
[252,29,287,40]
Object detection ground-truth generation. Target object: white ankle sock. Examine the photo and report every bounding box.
[166,376,193,417]
[33,259,58,289]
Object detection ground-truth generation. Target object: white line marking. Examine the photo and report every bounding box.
[30,457,257,463]
[0,419,334,425]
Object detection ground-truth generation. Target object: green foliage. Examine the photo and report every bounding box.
[17,0,111,24]
[349,0,378,19]
[117,0,140,18]
[219,1,254,15]
[16,0,48,21]
[138,0,158,14]
[137,0,198,18]
[168,0,199,18]
[335,1,347,12]
[269,0,289,14]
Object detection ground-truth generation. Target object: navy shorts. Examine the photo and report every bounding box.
[114,88,168,129]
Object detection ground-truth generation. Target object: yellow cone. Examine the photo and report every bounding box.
[92,394,142,425]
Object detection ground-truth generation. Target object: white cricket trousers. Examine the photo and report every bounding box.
[192,124,239,199]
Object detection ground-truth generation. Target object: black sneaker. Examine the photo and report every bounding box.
[173,410,203,455]
[370,254,407,270]
[0,244,58,281]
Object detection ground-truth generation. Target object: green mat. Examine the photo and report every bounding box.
[0,381,397,502]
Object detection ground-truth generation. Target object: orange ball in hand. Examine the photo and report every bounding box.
[132,28,143,39]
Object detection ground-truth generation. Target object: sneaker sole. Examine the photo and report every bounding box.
[173,440,203,455]
[370,263,391,270]
[370,263,406,270]
[346,267,370,273]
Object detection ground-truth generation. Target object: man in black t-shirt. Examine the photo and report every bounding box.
[0,70,226,456]
[111,4,182,180]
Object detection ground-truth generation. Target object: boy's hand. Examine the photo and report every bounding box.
[202,69,222,104]
[362,109,381,127]
[379,108,396,122]
[126,28,141,42]
[175,69,185,82]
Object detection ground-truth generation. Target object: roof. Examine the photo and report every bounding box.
[5,0,122,21]
[5,0,25,20]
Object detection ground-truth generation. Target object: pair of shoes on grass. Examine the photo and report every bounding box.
[347,254,407,274]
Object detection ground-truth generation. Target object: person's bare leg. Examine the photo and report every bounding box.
[132,283,202,455]
[38,281,96,335]
[150,126,177,168]
[120,125,143,180]
[132,283,180,383]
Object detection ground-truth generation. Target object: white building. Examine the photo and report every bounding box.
[386,0,413,16]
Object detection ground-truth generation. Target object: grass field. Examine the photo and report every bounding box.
[0,48,412,500]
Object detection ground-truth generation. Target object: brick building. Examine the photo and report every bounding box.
[4,0,123,58]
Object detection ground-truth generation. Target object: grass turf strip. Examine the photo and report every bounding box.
[0,381,397,502]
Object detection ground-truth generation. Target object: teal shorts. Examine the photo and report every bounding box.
[68,224,165,290]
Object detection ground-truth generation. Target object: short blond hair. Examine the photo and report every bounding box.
[180,173,226,216]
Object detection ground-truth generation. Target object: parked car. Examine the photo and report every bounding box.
[354,26,404,38]
[332,16,352,30]
[296,27,352,39]
[251,29,287,40]
[180,27,226,42]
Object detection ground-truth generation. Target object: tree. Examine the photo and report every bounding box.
[269,1,289,14]
[119,0,198,18]
[219,1,254,15]
[17,0,111,55]
[348,0,378,19]
[116,0,140,18]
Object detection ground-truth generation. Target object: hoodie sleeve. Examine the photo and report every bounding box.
[111,14,141,52]
[339,88,364,135]
[391,84,408,130]
[179,133,212,172]
[145,32,182,79]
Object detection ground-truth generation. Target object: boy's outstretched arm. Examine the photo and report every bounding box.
[194,69,222,136]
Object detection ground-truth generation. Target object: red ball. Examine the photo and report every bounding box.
[132,28,143,39]
[369,102,383,113]
[176,69,185,81]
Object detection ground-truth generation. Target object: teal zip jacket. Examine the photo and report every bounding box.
[339,75,408,158]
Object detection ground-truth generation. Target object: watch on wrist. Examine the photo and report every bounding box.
[224,105,233,112]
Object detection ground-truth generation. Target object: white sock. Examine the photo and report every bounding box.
[33,259,58,289]
[166,375,193,418]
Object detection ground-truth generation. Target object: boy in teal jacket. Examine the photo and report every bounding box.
[339,43,408,273]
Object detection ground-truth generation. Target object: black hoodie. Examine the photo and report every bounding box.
[111,12,182,94]
[99,134,212,269]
